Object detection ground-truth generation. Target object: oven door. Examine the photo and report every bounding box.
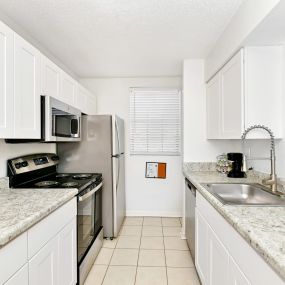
[77,182,103,265]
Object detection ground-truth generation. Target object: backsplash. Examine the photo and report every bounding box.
[183,162,285,193]
[0,140,56,178]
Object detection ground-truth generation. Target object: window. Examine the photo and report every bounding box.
[130,88,181,155]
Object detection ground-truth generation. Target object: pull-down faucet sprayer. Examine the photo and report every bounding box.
[241,125,277,193]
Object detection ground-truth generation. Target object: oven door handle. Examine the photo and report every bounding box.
[78,182,103,202]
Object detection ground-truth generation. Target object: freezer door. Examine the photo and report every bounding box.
[112,115,125,155]
[112,153,126,237]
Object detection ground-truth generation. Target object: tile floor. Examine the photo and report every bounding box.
[84,217,201,285]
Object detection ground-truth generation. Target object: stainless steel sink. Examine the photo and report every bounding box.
[202,183,285,206]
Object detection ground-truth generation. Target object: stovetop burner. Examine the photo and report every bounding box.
[56,174,70,178]
[35,181,60,188]
[72,174,93,180]
[61,182,79,188]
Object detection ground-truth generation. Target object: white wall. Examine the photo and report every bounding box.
[205,0,280,81]
[183,59,241,162]
[0,140,56,178]
[80,77,183,217]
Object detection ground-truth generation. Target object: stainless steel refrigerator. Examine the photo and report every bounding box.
[57,115,126,238]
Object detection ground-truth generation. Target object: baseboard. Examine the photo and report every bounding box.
[126,210,182,217]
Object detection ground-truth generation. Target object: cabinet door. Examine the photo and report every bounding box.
[206,73,220,139]
[220,50,243,139]
[29,235,59,285]
[60,71,77,105]
[229,256,251,285]
[41,55,61,99]
[244,46,283,139]
[14,34,41,139]
[86,93,97,115]
[4,264,28,285]
[76,85,88,113]
[0,21,14,138]
[58,218,77,285]
[208,227,229,285]
[195,209,208,284]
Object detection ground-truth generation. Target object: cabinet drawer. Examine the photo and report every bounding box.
[28,198,77,258]
[0,232,28,284]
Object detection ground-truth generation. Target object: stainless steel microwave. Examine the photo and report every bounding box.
[43,96,81,142]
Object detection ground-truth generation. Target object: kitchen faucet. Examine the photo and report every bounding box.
[241,125,277,193]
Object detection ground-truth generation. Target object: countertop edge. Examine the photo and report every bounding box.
[183,169,285,281]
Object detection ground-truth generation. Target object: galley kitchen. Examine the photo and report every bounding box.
[1,1,285,285]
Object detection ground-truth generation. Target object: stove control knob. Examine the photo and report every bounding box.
[21,161,28,167]
[51,155,59,161]
[15,163,21,169]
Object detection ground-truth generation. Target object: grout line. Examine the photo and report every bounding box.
[103,264,194,268]
[100,241,116,285]
[134,218,144,284]
[162,226,169,285]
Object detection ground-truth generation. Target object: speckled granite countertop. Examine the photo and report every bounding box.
[0,183,78,248]
[183,163,285,281]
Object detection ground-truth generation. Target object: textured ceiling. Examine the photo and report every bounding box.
[0,0,244,77]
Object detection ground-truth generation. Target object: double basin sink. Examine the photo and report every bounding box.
[202,183,285,206]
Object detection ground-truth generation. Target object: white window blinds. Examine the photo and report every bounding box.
[130,88,181,155]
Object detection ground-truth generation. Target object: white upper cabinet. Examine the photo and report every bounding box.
[41,55,61,100]
[60,71,77,105]
[76,84,97,114]
[0,21,14,138]
[244,46,283,139]
[206,73,221,139]
[206,47,283,139]
[14,34,41,139]
[76,84,88,113]
[220,50,243,139]
[0,19,97,139]
[86,92,97,115]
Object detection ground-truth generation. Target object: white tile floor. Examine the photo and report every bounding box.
[84,217,201,285]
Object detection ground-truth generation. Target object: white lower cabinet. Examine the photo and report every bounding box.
[229,256,251,285]
[208,227,229,285]
[0,198,77,285]
[29,235,59,285]
[58,218,77,285]
[195,210,208,285]
[196,192,285,285]
[28,216,77,285]
[4,264,28,285]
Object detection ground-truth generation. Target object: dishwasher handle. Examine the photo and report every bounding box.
[186,180,196,197]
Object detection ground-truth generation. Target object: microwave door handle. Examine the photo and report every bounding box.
[70,116,80,138]
[78,182,103,202]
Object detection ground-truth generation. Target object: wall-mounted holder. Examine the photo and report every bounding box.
[145,162,167,179]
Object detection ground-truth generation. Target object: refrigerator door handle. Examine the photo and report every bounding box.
[115,118,121,154]
[116,156,120,195]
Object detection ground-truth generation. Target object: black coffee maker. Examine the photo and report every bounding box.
[227,153,246,178]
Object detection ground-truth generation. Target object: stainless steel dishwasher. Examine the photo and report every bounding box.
[185,178,196,260]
